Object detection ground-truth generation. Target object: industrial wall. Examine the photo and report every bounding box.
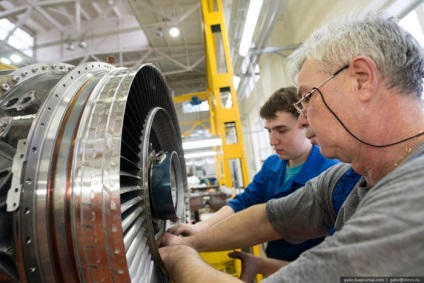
[239,0,424,179]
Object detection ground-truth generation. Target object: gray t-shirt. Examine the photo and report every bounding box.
[264,143,424,282]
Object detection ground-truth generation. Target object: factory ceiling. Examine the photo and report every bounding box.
[1,0,423,137]
[0,0,280,137]
[0,0,264,96]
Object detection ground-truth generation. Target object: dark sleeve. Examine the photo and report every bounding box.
[228,156,277,212]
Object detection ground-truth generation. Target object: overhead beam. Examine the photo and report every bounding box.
[23,0,71,38]
[0,0,73,18]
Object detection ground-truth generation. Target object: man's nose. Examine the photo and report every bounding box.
[269,131,278,146]
[297,114,309,129]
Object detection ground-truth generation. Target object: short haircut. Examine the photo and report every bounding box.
[259,86,299,120]
[287,12,424,97]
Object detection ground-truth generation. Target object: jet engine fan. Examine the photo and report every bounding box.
[0,62,189,283]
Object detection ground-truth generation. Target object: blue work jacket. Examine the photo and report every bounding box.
[228,145,339,261]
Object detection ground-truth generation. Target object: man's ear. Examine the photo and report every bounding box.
[349,56,379,101]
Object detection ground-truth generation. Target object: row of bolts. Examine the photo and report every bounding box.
[1,64,75,91]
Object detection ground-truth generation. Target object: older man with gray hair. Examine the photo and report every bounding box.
[158,12,424,283]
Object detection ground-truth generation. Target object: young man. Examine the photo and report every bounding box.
[159,12,424,283]
[168,87,339,261]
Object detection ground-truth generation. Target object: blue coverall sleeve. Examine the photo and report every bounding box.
[228,157,277,212]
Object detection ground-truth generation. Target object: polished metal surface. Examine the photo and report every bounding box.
[0,62,188,283]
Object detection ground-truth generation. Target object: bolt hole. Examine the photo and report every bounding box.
[4,98,18,107]
[20,97,32,104]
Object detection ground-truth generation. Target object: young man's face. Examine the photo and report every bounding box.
[264,111,311,162]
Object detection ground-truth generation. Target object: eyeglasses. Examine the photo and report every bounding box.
[294,65,349,117]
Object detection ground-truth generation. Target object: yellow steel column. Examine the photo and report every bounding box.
[201,0,249,189]
[200,1,262,281]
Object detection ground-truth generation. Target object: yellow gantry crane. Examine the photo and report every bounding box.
[173,0,250,190]
[200,0,249,189]
[172,1,263,279]
[197,1,262,281]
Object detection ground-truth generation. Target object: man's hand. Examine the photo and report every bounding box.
[157,231,185,248]
[228,251,259,283]
[167,206,236,236]
[229,250,289,281]
[167,223,201,236]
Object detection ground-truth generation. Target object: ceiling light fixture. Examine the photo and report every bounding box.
[65,42,75,51]
[79,40,88,49]
[239,0,264,57]
[169,26,180,38]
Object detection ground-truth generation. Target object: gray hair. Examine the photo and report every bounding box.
[287,12,424,97]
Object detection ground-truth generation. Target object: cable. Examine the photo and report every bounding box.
[314,87,424,148]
